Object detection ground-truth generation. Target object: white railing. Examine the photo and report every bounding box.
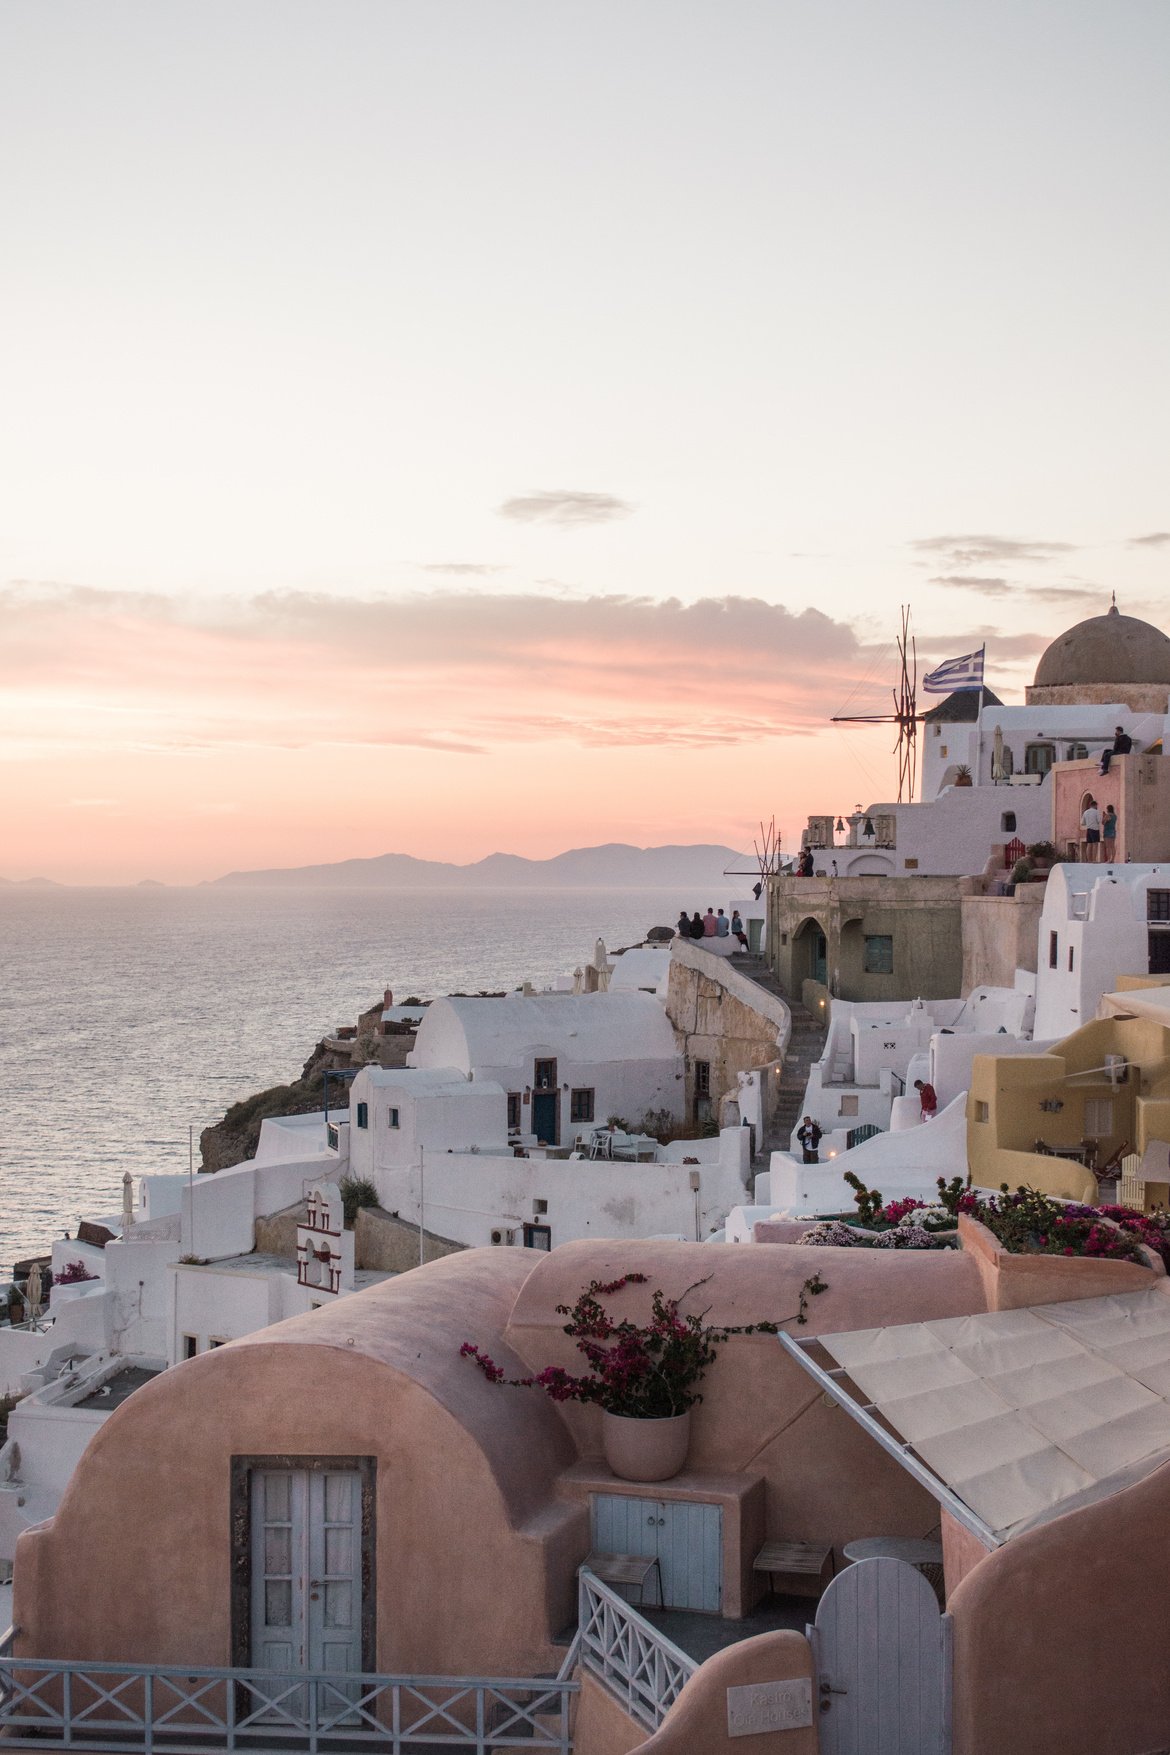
[577,1569,696,1730]
[0,1629,575,1753]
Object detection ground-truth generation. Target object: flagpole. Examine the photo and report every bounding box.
[975,645,987,783]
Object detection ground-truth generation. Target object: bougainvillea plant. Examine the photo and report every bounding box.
[461,1271,827,1418]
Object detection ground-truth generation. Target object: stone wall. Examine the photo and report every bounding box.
[767,873,964,1002]
[960,886,1044,993]
[665,939,790,1134]
[254,1201,465,1271]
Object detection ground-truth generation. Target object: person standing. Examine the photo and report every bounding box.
[914,1079,938,1121]
[703,907,718,936]
[715,908,730,937]
[1081,797,1101,862]
[796,1116,823,1163]
[1103,803,1118,855]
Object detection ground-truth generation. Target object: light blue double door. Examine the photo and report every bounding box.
[250,1467,364,1701]
[591,1493,722,1613]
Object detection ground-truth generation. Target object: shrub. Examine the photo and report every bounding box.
[54,1260,97,1285]
[461,1271,827,1417]
[337,1176,379,1228]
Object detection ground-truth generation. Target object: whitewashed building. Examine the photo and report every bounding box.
[407,991,685,1146]
[1033,863,1170,1040]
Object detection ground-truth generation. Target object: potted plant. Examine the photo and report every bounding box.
[953,765,973,787]
[461,1271,825,1481]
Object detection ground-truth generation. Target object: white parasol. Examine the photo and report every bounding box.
[992,724,1006,784]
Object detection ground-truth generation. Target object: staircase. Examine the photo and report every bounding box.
[730,955,827,1155]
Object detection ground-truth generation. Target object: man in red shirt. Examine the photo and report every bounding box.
[914,1079,938,1121]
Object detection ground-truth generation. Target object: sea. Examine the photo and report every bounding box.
[0,885,698,1268]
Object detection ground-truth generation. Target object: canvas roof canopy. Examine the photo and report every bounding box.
[780,1289,1170,1547]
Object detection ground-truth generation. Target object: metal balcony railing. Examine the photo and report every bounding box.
[577,1568,696,1730]
[0,1628,576,1752]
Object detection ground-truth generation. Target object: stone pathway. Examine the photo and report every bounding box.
[730,954,827,1157]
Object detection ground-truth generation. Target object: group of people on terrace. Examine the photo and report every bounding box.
[1080,798,1118,861]
[676,906,749,948]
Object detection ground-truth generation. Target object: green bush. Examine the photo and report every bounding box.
[338,1176,379,1228]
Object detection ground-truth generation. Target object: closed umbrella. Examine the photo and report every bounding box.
[992,724,1006,784]
[24,1263,42,1326]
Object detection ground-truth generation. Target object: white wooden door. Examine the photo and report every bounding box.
[813,1557,950,1755]
[591,1494,722,1613]
[250,1469,364,1689]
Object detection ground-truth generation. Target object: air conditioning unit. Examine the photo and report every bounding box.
[490,1228,516,1247]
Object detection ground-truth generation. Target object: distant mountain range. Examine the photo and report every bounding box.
[209,842,758,890]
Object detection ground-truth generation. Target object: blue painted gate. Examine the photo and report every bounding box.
[810,1556,951,1755]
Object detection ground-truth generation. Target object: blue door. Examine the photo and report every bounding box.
[532,1091,558,1144]
[250,1468,364,1714]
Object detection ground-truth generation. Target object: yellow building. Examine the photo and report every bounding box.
[968,1014,1170,1206]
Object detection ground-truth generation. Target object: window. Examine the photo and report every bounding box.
[534,1059,557,1091]
[903,858,919,870]
[974,1101,990,1123]
[507,1092,522,1131]
[569,1088,595,1123]
[695,1061,711,1098]
[939,745,948,758]
[1049,932,1059,969]
[863,934,894,974]
[1084,1098,1114,1138]
[1065,743,1088,761]
[1001,812,1017,834]
[1068,946,1075,972]
[1149,891,1170,922]
[356,1102,368,1129]
[1025,743,1055,776]
[208,1337,227,1349]
[182,1334,198,1360]
[838,1095,859,1117]
[522,1222,552,1251]
[533,1199,548,1215]
[387,1107,399,1129]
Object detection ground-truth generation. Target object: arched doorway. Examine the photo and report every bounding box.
[792,917,827,989]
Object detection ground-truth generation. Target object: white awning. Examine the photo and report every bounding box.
[780,1289,1170,1545]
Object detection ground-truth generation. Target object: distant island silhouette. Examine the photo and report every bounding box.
[208,842,757,889]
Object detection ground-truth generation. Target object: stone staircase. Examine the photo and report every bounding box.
[731,954,827,1156]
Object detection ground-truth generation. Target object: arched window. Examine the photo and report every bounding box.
[1001,812,1017,833]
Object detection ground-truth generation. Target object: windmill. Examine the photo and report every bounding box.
[831,605,919,804]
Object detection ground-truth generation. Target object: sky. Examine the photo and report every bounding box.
[2,0,1168,884]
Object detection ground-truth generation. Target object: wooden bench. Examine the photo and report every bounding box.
[753,1539,835,1596]
[582,1551,663,1607]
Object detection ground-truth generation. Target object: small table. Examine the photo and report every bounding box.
[843,1537,945,1604]
[582,1551,662,1607]
[842,1538,943,1567]
[753,1539,835,1596]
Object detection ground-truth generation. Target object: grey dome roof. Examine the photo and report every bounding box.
[1033,604,1170,688]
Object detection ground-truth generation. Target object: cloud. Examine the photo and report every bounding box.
[496,489,635,527]
[911,534,1075,568]
[1129,532,1170,548]
[929,575,1103,606]
[1,581,1066,768]
[417,562,506,576]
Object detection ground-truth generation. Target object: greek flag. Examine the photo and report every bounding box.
[921,647,985,694]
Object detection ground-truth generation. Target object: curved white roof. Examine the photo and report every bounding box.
[412,991,680,1073]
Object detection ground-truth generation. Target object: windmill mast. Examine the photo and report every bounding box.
[831,603,919,805]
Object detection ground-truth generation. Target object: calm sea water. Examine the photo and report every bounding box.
[0,886,691,1266]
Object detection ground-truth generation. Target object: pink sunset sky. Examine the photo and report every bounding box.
[2,3,1168,884]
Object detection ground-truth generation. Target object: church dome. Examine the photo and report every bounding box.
[1033,603,1170,688]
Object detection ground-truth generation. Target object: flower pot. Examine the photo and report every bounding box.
[602,1409,691,1482]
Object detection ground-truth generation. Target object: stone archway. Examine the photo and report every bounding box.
[792,916,828,990]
